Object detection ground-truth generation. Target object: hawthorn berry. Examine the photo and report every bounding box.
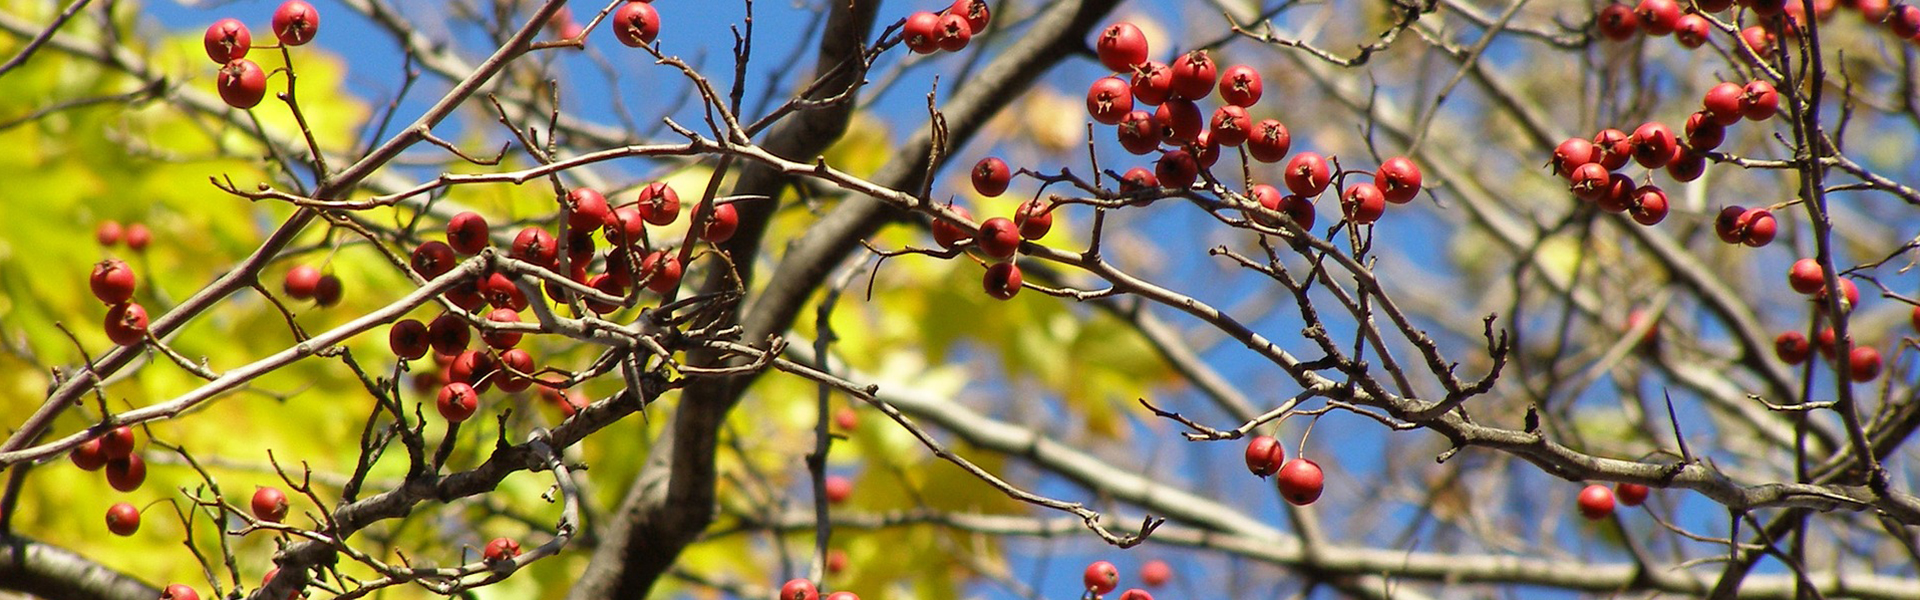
[101,425,135,458]
[105,502,140,536]
[1155,149,1199,190]
[932,204,974,249]
[1189,131,1221,168]
[411,241,458,279]
[70,438,108,471]
[1616,482,1650,507]
[1674,13,1710,47]
[585,274,625,314]
[1119,167,1159,195]
[203,18,251,64]
[496,348,534,393]
[437,382,479,422]
[972,157,1011,197]
[1592,128,1632,170]
[612,1,661,47]
[482,308,523,349]
[824,593,859,600]
[1116,110,1160,155]
[1816,327,1838,360]
[312,274,343,307]
[388,319,430,360]
[1627,185,1669,225]
[1775,331,1810,364]
[1247,118,1291,163]
[511,227,559,268]
[106,454,147,492]
[1742,81,1780,121]
[1551,137,1598,178]
[428,313,471,356]
[1741,26,1775,57]
[1086,76,1134,125]
[1083,561,1119,594]
[949,0,990,34]
[1283,152,1331,196]
[1713,206,1747,243]
[124,225,150,253]
[1341,183,1386,224]
[1739,208,1777,247]
[1893,6,1920,38]
[1140,559,1172,587]
[446,212,491,255]
[1276,458,1324,505]
[1153,99,1203,143]
[217,59,267,109]
[701,201,739,243]
[1249,184,1285,226]
[1118,590,1153,600]
[567,188,612,231]
[1096,23,1149,72]
[1577,484,1615,520]
[105,302,149,346]
[1703,82,1745,125]
[1787,258,1826,294]
[903,12,940,54]
[1598,4,1639,40]
[1862,0,1894,23]
[1814,277,1860,314]
[1666,147,1706,182]
[606,206,647,248]
[934,13,972,52]
[1280,194,1315,231]
[162,584,200,600]
[779,578,819,600]
[96,220,123,247]
[824,475,853,504]
[1597,172,1637,213]
[480,272,528,310]
[252,487,290,523]
[1376,157,1422,204]
[976,217,1021,259]
[272,1,320,46]
[90,259,136,305]
[1168,50,1217,100]
[1630,122,1677,169]
[636,181,681,226]
[640,251,682,294]
[1244,434,1284,477]
[282,265,322,300]
[484,537,523,563]
[1130,61,1174,106]
[1684,112,1725,151]
[1634,0,1681,35]
[984,262,1022,300]
[1014,199,1052,240]
[1217,64,1262,107]
[834,407,859,432]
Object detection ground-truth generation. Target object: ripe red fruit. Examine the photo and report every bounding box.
[1892,5,1920,37]
[976,217,1021,259]
[1577,484,1615,519]
[1739,208,1777,247]
[217,59,267,109]
[252,487,290,523]
[482,308,523,349]
[71,438,108,471]
[1244,435,1285,477]
[1742,81,1780,121]
[1014,199,1052,240]
[1139,559,1171,587]
[1592,128,1632,170]
[1703,82,1745,125]
[496,348,534,393]
[1144,98,1198,143]
[1097,23,1149,72]
[479,272,527,310]
[1634,0,1681,34]
[1598,4,1639,40]
[1116,110,1160,155]
[105,302,150,346]
[1815,277,1860,314]
[102,425,135,458]
[1279,194,1315,232]
[1247,118,1291,163]
[90,259,137,305]
[983,262,1023,301]
[162,584,201,600]
[483,537,523,563]
[636,182,681,226]
[1713,206,1747,243]
[1629,185,1669,225]
[511,227,558,268]
[1187,130,1224,169]
[1341,183,1386,224]
[1667,147,1706,182]
[1775,331,1810,364]
[585,274,624,314]
[779,578,819,600]
[411,241,458,279]
[272,1,320,46]
[1217,64,1262,107]
[1283,152,1330,196]
[1741,26,1775,57]
[203,18,251,64]
[1119,167,1159,196]
[932,204,974,249]
[1630,122,1677,169]
[1154,149,1199,190]
[972,157,1011,197]
[612,1,661,47]
[1376,157,1422,204]
[283,265,321,300]
[312,274,342,307]
[824,593,859,600]
[833,407,859,432]
[1788,258,1826,294]
[1597,172,1636,213]
[701,202,739,243]
[1118,590,1153,600]
[824,475,853,503]
[437,382,479,422]
[96,220,123,247]
[1168,50,1217,101]
[1276,458,1324,505]
[605,206,647,248]
[1684,112,1725,151]
[125,224,151,252]
[1816,327,1838,360]
[1083,561,1119,594]
[428,313,470,356]
[1086,76,1134,125]
[106,454,147,492]
[1551,137,1597,178]
[106,502,140,536]
[1130,61,1173,106]
[446,212,491,255]
[388,319,430,360]
[566,188,612,231]
[1674,13,1710,47]
[935,13,972,52]
[640,251,683,294]
[1616,482,1650,507]
[949,0,990,34]
[903,12,940,54]
[1849,346,1883,382]
[1863,0,1894,24]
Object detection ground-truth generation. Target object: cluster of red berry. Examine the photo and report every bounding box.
[203,1,320,110]
[902,0,991,54]
[95,219,151,252]
[1080,560,1161,599]
[1243,434,1324,506]
[1771,257,1886,382]
[775,578,863,600]
[1576,481,1651,520]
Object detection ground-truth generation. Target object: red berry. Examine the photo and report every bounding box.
[1168,50,1217,101]
[1283,152,1330,196]
[101,425,135,459]
[585,274,625,314]
[312,274,342,307]
[1376,157,1422,204]
[1086,76,1134,125]
[496,348,535,393]
[639,251,682,294]
[973,156,1011,197]
[1551,137,1598,178]
[1217,64,1262,107]
[389,319,430,360]
[282,265,321,300]
[1685,112,1725,151]
[934,13,972,52]
[125,223,151,251]
[1630,122,1677,169]
[447,212,491,255]
[96,220,123,247]
[612,1,661,47]
[824,593,859,600]
[1893,6,1920,37]
[1629,185,1669,225]
[567,188,612,231]
[90,259,137,305]
[484,537,523,563]
[106,454,147,492]
[948,0,990,34]
[272,1,320,46]
[1850,345,1884,382]
[1118,590,1153,600]
[1247,118,1291,163]
[1083,561,1119,594]
[1206,106,1251,148]
[70,438,108,471]
[984,262,1022,300]
[480,272,527,310]
[1739,208,1777,247]
[1667,147,1706,182]
[1096,23,1149,72]
[1116,110,1160,155]
[903,12,940,54]
[482,308,523,349]
[1189,131,1220,168]
[511,227,559,268]
[1130,61,1173,106]
[1635,0,1681,34]
[1598,172,1636,213]
[932,204,974,249]
[217,59,267,109]
[1675,13,1710,47]
[162,584,201,600]
[1774,331,1810,364]
[1577,484,1615,519]
[1815,277,1860,314]
[976,217,1021,259]
[1139,559,1172,587]
[1816,327,1838,360]
[1616,482,1650,507]
[428,313,470,356]
[203,18,251,64]
[1592,128,1632,170]
[834,407,859,432]
[1244,434,1285,477]
[1788,258,1826,294]
[1862,0,1893,23]
[411,241,458,279]
[824,475,853,503]
[1276,458,1324,505]
[1703,82,1745,125]
[1154,149,1199,190]
[701,201,739,243]
[1152,99,1203,143]
[1742,81,1780,121]
[106,502,140,536]
[605,206,647,248]
[1598,3,1639,40]
[252,487,290,523]
[1119,167,1159,196]
[1713,205,1747,243]
[637,181,681,226]
[779,578,818,600]
[1741,26,1775,57]
[1341,183,1386,224]
[1280,194,1315,232]
[105,302,150,346]
[437,382,479,422]
[1014,199,1052,240]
